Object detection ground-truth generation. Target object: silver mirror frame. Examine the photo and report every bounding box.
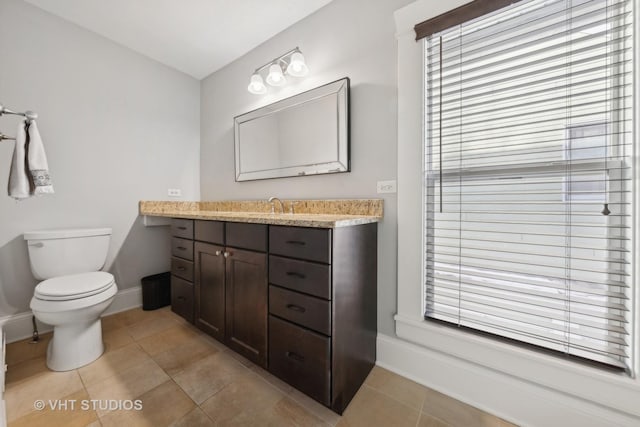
[234,78,350,182]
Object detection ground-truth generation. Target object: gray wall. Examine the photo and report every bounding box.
[201,0,411,335]
[0,0,200,317]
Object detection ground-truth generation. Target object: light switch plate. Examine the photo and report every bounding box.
[377,180,397,194]
[167,189,182,197]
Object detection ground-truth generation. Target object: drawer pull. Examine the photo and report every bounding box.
[286,304,306,313]
[176,266,186,271]
[285,240,306,246]
[176,246,187,250]
[286,351,305,363]
[177,296,186,301]
[177,226,187,230]
[286,271,306,279]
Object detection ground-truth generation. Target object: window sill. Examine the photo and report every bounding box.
[394,313,640,419]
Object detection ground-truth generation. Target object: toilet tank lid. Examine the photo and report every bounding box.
[24,228,112,241]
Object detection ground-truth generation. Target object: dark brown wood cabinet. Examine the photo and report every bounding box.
[172,219,268,367]
[267,224,377,414]
[169,218,377,414]
[194,241,225,341]
[225,248,267,366]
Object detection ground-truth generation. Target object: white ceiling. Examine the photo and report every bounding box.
[24,0,333,79]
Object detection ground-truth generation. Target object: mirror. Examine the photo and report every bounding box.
[234,78,350,181]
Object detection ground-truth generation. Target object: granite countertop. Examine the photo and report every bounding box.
[139,199,383,228]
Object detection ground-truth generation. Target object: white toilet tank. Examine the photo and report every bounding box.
[23,228,112,280]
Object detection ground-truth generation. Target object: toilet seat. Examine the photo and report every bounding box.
[35,272,115,301]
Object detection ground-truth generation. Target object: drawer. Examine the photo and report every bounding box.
[171,219,194,239]
[171,276,194,323]
[269,286,331,335]
[226,222,267,252]
[269,255,331,299]
[269,226,331,264]
[171,237,193,261]
[171,257,194,282]
[269,315,330,406]
[195,220,224,244]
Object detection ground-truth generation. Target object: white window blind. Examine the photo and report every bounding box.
[424,0,634,369]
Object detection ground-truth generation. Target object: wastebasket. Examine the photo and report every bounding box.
[141,272,171,310]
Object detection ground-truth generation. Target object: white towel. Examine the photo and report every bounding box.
[8,119,30,199]
[27,120,54,195]
[7,119,53,199]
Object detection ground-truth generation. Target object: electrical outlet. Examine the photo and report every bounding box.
[377,180,397,194]
[167,188,182,197]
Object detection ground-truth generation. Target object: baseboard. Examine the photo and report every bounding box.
[0,286,142,344]
[376,333,640,427]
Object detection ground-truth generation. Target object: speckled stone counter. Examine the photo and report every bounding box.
[139,199,383,228]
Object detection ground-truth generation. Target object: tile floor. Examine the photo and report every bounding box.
[5,307,516,426]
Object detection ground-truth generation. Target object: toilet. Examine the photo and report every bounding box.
[24,228,118,371]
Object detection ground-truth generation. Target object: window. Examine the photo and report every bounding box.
[423,0,634,369]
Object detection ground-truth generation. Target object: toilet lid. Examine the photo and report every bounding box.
[35,272,115,301]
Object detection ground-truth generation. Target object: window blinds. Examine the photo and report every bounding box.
[424,0,634,368]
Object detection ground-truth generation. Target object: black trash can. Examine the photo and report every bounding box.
[141,272,171,310]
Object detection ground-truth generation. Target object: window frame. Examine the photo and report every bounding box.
[394,0,640,420]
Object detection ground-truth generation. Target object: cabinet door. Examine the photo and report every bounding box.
[194,242,225,341]
[225,248,268,367]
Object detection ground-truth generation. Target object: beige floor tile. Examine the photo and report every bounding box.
[199,372,285,424]
[85,358,169,416]
[104,308,167,328]
[5,369,84,422]
[224,348,256,368]
[364,366,427,410]
[102,327,134,352]
[418,413,452,427]
[78,343,150,386]
[266,397,331,427]
[173,351,251,404]
[137,323,201,356]
[152,334,222,377]
[126,315,181,341]
[99,380,195,427]
[288,388,342,426]
[337,385,419,427]
[422,388,514,427]
[169,407,214,427]
[9,389,98,427]
[85,421,103,427]
[5,333,52,366]
[5,356,48,385]
[250,365,294,394]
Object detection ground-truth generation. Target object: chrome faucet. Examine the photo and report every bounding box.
[268,196,285,214]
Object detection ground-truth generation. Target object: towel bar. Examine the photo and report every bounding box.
[0,103,38,122]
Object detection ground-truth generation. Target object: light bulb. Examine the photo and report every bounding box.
[286,52,309,77]
[247,73,266,94]
[266,64,286,86]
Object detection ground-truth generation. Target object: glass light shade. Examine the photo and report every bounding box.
[247,73,267,94]
[266,64,286,86]
[286,52,309,77]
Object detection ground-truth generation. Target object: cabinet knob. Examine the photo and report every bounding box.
[215,250,222,256]
[223,251,231,258]
[286,304,306,313]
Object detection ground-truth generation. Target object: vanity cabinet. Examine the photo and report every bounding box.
[170,219,195,323]
[267,224,377,414]
[169,218,377,414]
[172,219,268,368]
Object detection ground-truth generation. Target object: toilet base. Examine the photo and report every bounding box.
[46,319,105,371]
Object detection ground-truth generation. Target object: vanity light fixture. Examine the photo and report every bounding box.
[247,47,309,94]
